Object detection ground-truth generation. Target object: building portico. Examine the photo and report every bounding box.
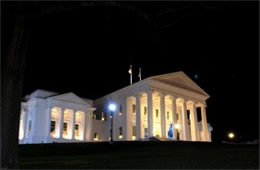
[121,89,210,142]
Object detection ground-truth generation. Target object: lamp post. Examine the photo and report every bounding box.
[174,124,180,140]
[108,103,116,144]
[228,132,235,142]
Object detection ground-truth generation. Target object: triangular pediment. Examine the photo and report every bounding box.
[49,92,91,106]
[150,71,209,97]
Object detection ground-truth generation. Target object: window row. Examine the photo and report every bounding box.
[50,121,80,137]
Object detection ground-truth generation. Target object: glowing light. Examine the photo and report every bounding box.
[194,74,199,79]
[228,132,235,139]
[119,135,123,139]
[101,112,105,121]
[174,124,180,129]
[94,133,99,141]
[108,103,116,112]
[132,136,136,140]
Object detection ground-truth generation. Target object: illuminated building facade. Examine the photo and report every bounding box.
[19,71,212,144]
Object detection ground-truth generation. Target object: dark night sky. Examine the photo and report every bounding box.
[3,1,259,142]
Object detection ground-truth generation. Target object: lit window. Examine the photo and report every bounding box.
[120,105,122,114]
[156,130,160,138]
[101,112,105,121]
[119,127,123,135]
[94,133,98,141]
[187,110,190,120]
[63,122,68,135]
[167,111,170,120]
[50,120,55,136]
[119,127,123,139]
[132,126,136,137]
[93,114,96,120]
[187,110,191,126]
[132,104,136,113]
[156,109,159,118]
[144,106,147,116]
[75,124,79,137]
[144,128,148,137]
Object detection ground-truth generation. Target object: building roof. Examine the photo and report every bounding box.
[27,71,209,103]
[96,71,210,101]
[24,89,58,101]
[48,92,92,107]
[150,71,209,97]
[25,89,93,105]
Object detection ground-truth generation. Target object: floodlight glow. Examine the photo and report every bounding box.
[228,132,235,139]
[108,103,116,112]
[174,124,180,129]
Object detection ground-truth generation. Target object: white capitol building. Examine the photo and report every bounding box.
[19,71,213,144]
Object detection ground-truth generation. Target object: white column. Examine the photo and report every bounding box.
[23,109,29,139]
[125,98,132,140]
[86,109,94,141]
[122,100,128,140]
[147,91,154,137]
[140,97,144,139]
[71,110,76,140]
[46,107,52,138]
[89,110,93,141]
[171,96,177,139]
[82,112,87,141]
[201,104,209,141]
[181,99,188,141]
[190,102,199,141]
[160,93,166,138]
[58,108,64,139]
[30,108,36,139]
[136,94,141,140]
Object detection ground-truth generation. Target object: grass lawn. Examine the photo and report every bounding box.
[19,141,259,169]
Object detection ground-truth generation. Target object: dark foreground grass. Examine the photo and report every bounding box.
[19,141,259,169]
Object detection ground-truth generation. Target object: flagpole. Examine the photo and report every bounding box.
[139,68,141,81]
[129,65,132,85]
[130,71,132,85]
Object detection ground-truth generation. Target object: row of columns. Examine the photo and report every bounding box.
[129,90,209,141]
[46,107,93,141]
[58,108,79,140]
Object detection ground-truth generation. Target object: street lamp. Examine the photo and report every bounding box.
[228,132,235,139]
[174,123,180,140]
[108,103,116,144]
